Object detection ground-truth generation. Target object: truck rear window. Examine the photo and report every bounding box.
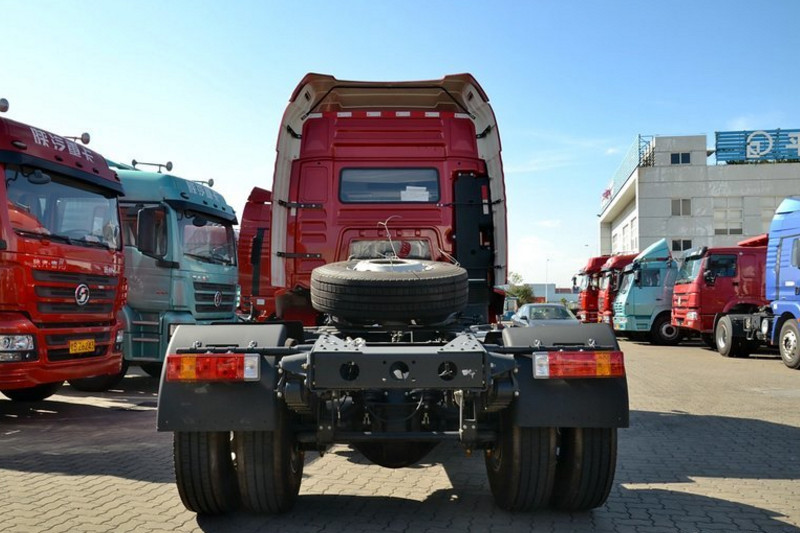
[339,168,439,203]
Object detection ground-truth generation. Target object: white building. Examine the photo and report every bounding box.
[599,132,800,255]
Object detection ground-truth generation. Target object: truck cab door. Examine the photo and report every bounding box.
[704,254,737,311]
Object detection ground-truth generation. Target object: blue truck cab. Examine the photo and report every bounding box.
[112,162,238,376]
[730,196,800,369]
[612,238,680,345]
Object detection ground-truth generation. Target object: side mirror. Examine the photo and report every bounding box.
[633,270,641,285]
[137,206,167,258]
[703,270,716,285]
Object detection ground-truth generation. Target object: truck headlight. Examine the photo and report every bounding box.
[115,330,125,344]
[761,318,770,336]
[0,335,34,351]
[686,312,698,321]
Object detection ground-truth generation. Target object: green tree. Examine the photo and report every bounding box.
[506,272,534,305]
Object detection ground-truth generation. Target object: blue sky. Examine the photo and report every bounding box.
[4,1,799,287]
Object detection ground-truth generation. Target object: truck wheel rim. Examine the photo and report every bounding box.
[782,330,797,358]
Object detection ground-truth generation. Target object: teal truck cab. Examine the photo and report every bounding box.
[612,239,681,345]
[112,162,238,378]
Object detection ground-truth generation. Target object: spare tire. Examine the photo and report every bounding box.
[310,259,468,324]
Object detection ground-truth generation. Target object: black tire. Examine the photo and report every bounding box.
[779,320,800,369]
[174,431,239,514]
[310,259,468,324]
[234,407,304,513]
[1,381,62,402]
[700,333,716,350]
[355,442,438,468]
[715,316,735,357]
[715,316,751,358]
[551,428,617,511]
[68,359,129,392]
[140,362,163,378]
[485,412,556,511]
[650,313,681,345]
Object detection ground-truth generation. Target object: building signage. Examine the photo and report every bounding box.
[716,129,800,163]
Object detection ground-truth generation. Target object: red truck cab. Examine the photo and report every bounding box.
[597,253,637,325]
[572,255,609,323]
[671,235,767,347]
[239,74,507,325]
[0,110,125,401]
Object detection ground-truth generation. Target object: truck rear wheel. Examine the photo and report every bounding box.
[310,259,468,324]
[779,320,800,369]
[485,412,556,511]
[716,316,751,358]
[234,407,304,513]
[1,381,62,402]
[551,427,617,511]
[650,313,681,345]
[173,431,239,514]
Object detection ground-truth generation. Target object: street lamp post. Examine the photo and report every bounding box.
[545,259,550,303]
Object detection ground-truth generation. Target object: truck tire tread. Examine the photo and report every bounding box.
[174,431,239,514]
[551,427,617,511]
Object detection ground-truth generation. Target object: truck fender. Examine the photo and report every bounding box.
[503,324,629,428]
[156,324,287,432]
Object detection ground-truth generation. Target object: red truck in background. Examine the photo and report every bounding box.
[0,100,125,401]
[597,253,637,325]
[572,255,609,322]
[671,235,768,353]
[238,74,508,325]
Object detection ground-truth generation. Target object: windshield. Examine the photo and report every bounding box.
[598,274,610,291]
[618,271,634,295]
[676,256,704,284]
[4,164,120,249]
[179,210,236,266]
[575,274,591,291]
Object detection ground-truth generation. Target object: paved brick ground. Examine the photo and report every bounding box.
[1,339,799,532]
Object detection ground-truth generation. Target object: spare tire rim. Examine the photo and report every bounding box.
[351,258,432,273]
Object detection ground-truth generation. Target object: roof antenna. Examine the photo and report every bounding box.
[191,179,214,187]
[132,160,173,173]
[0,98,9,113]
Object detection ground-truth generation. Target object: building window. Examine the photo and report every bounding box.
[621,224,629,253]
[672,239,693,252]
[671,198,692,216]
[761,196,782,232]
[630,217,638,251]
[611,233,618,254]
[714,197,743,235]
[670,152,690,165]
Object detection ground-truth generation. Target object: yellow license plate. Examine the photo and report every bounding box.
[69,339,95,354]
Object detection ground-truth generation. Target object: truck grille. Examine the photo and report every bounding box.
[32,270,118,316]
[193,282,236,314]
[31,269,119,360]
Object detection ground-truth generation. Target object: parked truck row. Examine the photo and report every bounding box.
[574,197,800,370]
[0,101,239,400]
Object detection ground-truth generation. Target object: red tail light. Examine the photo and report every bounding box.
[533,351,625,379]
[165,353,260,382]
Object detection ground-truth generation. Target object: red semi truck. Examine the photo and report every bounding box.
[159,74,628,515]
[572,255,609,323]
[597,253,637,325]
[0,101,125,401]
[671,235,768,352]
